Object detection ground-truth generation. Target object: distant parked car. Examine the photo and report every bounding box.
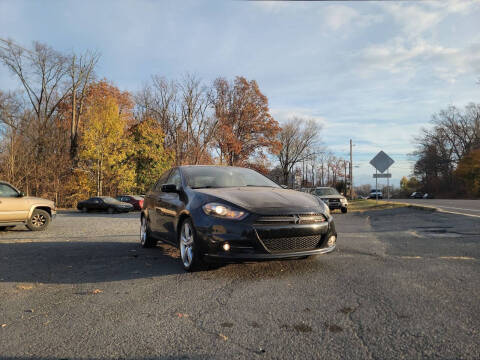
[410,192,424,199]
[423,193,434,199]
[0,181,56,231]
[77,196,133,213]
[368,189,383,199]
[116,195,144,210]
[310,187,348,213]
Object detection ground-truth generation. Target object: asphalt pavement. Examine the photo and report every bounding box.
[0,208,479,359]
[389,198,480,218]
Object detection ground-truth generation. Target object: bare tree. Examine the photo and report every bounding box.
[68,50,100,161]
[277,117,321,185]
[135,74,217,165]
[179,74,216,164]
[0,39,69,133]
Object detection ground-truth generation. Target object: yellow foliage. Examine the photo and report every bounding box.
[79,96,136,195]
[456,148,480,196]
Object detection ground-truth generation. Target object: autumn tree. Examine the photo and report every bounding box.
[414,103,480,195]
[129,116,174,193]
[276,117,321,185]
[79,96,134,196]
[212,76,281,166]
[455,148,480,197]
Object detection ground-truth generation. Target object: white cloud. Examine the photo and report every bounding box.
[358,37,480,82]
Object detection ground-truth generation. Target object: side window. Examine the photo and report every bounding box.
[0,184,19,198]
[154,170,171,192]
[167,169,182,187]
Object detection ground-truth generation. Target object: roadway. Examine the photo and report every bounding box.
[389,198,480,218]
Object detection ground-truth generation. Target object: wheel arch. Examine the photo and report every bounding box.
[28,205,52,218]
[176,211,192,245]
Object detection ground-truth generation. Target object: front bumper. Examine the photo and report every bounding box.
[194,211,337,262]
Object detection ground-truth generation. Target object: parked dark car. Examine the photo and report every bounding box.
[77,196,133,213]
[410,192,424,199]
[141,165,337,271]
[116,195,144,210]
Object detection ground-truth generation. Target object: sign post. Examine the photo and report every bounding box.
[369,151,394,203]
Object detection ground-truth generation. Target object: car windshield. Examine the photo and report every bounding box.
[101,197,121,204]
[313,188,340,196]
[183,166,280,189]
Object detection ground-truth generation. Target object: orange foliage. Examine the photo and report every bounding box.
[213,76,281,166]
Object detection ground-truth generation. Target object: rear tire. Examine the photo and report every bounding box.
[140,215,157,248]
[26,209,51,231]
[80,206,88,213]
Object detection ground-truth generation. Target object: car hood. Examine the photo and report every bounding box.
[194,187,323,215]
[314,194,345,200]
[23,196,54,207]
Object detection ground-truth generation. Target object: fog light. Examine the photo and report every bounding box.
[327,235,336,247]
[222,243,231,251]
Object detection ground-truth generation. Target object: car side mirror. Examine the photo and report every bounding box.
[161,184,178,193]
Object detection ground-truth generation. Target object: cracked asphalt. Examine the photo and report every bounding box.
[0,208,479,360]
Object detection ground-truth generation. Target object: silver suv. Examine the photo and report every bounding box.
[310,187,348,213]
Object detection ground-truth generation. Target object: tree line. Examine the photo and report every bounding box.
[408,103,480,198]
[0,39,329,206]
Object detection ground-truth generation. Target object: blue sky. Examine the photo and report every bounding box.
[1,0,479,186]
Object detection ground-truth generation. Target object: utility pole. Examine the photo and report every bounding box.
[349,139,353,200]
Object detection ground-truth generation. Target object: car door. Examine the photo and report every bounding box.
[90,198,103,211]
[0,183,28,222]
[146,170,171,235]
[155,168,183,243]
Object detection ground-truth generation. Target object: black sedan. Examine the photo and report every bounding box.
[77,196,133,213]
[141,166,337,271]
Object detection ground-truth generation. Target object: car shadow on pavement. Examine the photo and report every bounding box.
[0,241,185,284]
[0,357,210,360]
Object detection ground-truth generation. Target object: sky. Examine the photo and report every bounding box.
[1,0,479,187]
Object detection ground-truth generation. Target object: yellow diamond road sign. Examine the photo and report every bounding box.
[370,151,394,173]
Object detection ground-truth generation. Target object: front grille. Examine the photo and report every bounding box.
[255,213,326,225]
[261,235,322,253]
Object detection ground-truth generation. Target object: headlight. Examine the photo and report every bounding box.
[202,203,247,220]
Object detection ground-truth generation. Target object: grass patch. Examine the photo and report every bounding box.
[349,199,407,212]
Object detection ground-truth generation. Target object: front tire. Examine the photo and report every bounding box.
[140,215,156,248]
[26,209,51,231]
[179,218,205,272]
[341,207,348,214]
[107,207,115,214]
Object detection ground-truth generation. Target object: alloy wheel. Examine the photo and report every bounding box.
[140,217,147,246]
[31,213,47,227]
[180,222,194,268]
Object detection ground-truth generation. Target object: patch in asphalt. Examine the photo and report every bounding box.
[325,323,343,333]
